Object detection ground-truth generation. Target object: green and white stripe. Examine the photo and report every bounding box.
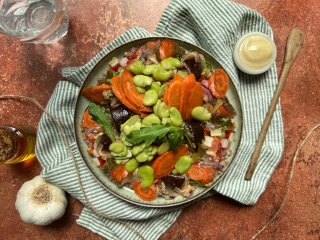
[36,0,284,239]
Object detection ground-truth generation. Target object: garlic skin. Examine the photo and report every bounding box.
[15,176,67,226]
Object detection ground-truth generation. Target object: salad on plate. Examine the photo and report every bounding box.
[80,39,236,201]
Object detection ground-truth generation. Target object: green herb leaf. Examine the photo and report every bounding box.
[220,117,230,122]
[168,129,184,151]
[88,103,115,142]
[126,124,181,147]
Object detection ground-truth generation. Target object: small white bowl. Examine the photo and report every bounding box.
[233,32,277,75]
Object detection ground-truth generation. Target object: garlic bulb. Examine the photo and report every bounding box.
[15,176,67,226]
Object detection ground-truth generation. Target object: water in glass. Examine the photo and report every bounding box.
[0,0,68,44]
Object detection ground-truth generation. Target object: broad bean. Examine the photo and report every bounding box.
[143,64,159,75]
[120,133,133,146]
[157,141,170,155]
[156,102,170,118]
[136,151,149,162]
[169,107,183,127]
[160,57,181,70]
[137,165,155,188]
[152,66,173,81]
[143,89,159,106]
[123,122,141,135]
[136,86,146,93]
[161,117,172,125]
[125,158,139,172]
[175,156,194,174]
[121,115,141,133]
[112,149,132,159]
[177,70,188,77]
[142,113,161,126]
[151,146,158,156]
[129,60,145,75]
[150,82,161,94]
[158,84,168,98]
[191,106,212,121]
[133,75,152,88]
[153,100,161,114]
[132,143,146,156]
[109,142,125,154]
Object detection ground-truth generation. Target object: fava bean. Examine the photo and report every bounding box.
[150,82,161,94]
[121,115,141,133]
[157,141,170,155]
[120,133,133,146]
[158,84,168,98]
[136,151,149,162]
[175,156,194,174]
[109,142,125,154]
[136,86,146,93]
[148,156,154,161]
[129,60,145,75]
[153,100,161,114]
[112,149,132,159]
[123,122,141,135]
[151,146,158,156]
[132,143,145,156]
[169,107,183,127]
[143,64,159,75]
[125,158,139,172]
[142,113,161,126]
[133,75,152,88]
[153,67,173,81]
[177,70,188,77]
[157,102,170,118]
[160,57,181,70]
[137,165,154,188]
[115,159,126,165]
[143,89,159,106]
[191,106,212,121]
[161,117,172,125]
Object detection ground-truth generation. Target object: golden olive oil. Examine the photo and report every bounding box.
[0,126,36,164]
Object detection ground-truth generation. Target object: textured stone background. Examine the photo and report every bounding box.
[0,0,319,239]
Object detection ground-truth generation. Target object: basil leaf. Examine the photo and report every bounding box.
[88,103,115,142]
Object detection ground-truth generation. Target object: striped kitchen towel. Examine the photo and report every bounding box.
[36,0,284,239]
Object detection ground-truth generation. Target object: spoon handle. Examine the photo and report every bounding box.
[244,28,304,181]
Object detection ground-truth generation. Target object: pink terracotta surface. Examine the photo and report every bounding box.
[0,0,319,239]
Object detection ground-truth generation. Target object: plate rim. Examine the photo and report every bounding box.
[73,36,243,208]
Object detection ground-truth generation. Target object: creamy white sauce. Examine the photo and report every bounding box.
[239,35,274,69]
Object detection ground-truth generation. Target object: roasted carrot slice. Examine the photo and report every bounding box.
[173,74,184,83]
[82,110,99,128]
[152,145,188,178]
[163,80,182,109]
[208,68,229,99]
[179,74,196,118]
[110,164,128,182]
[132,180,157,201]
[111,76,141,114]
[81,84,111,104]
[159,39,177,60]
[184,82,204,120]
[121,70,152,113]
[146,40,161,49]
[186,164,215,184]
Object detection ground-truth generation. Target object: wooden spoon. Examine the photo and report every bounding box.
[245,28,305,180]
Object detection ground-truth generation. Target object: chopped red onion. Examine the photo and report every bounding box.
[201,86,213,102]
[119,57,129,67]
[200,79,209,88]
[221,139,229,149]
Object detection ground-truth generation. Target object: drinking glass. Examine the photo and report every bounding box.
[0,0,69,44]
